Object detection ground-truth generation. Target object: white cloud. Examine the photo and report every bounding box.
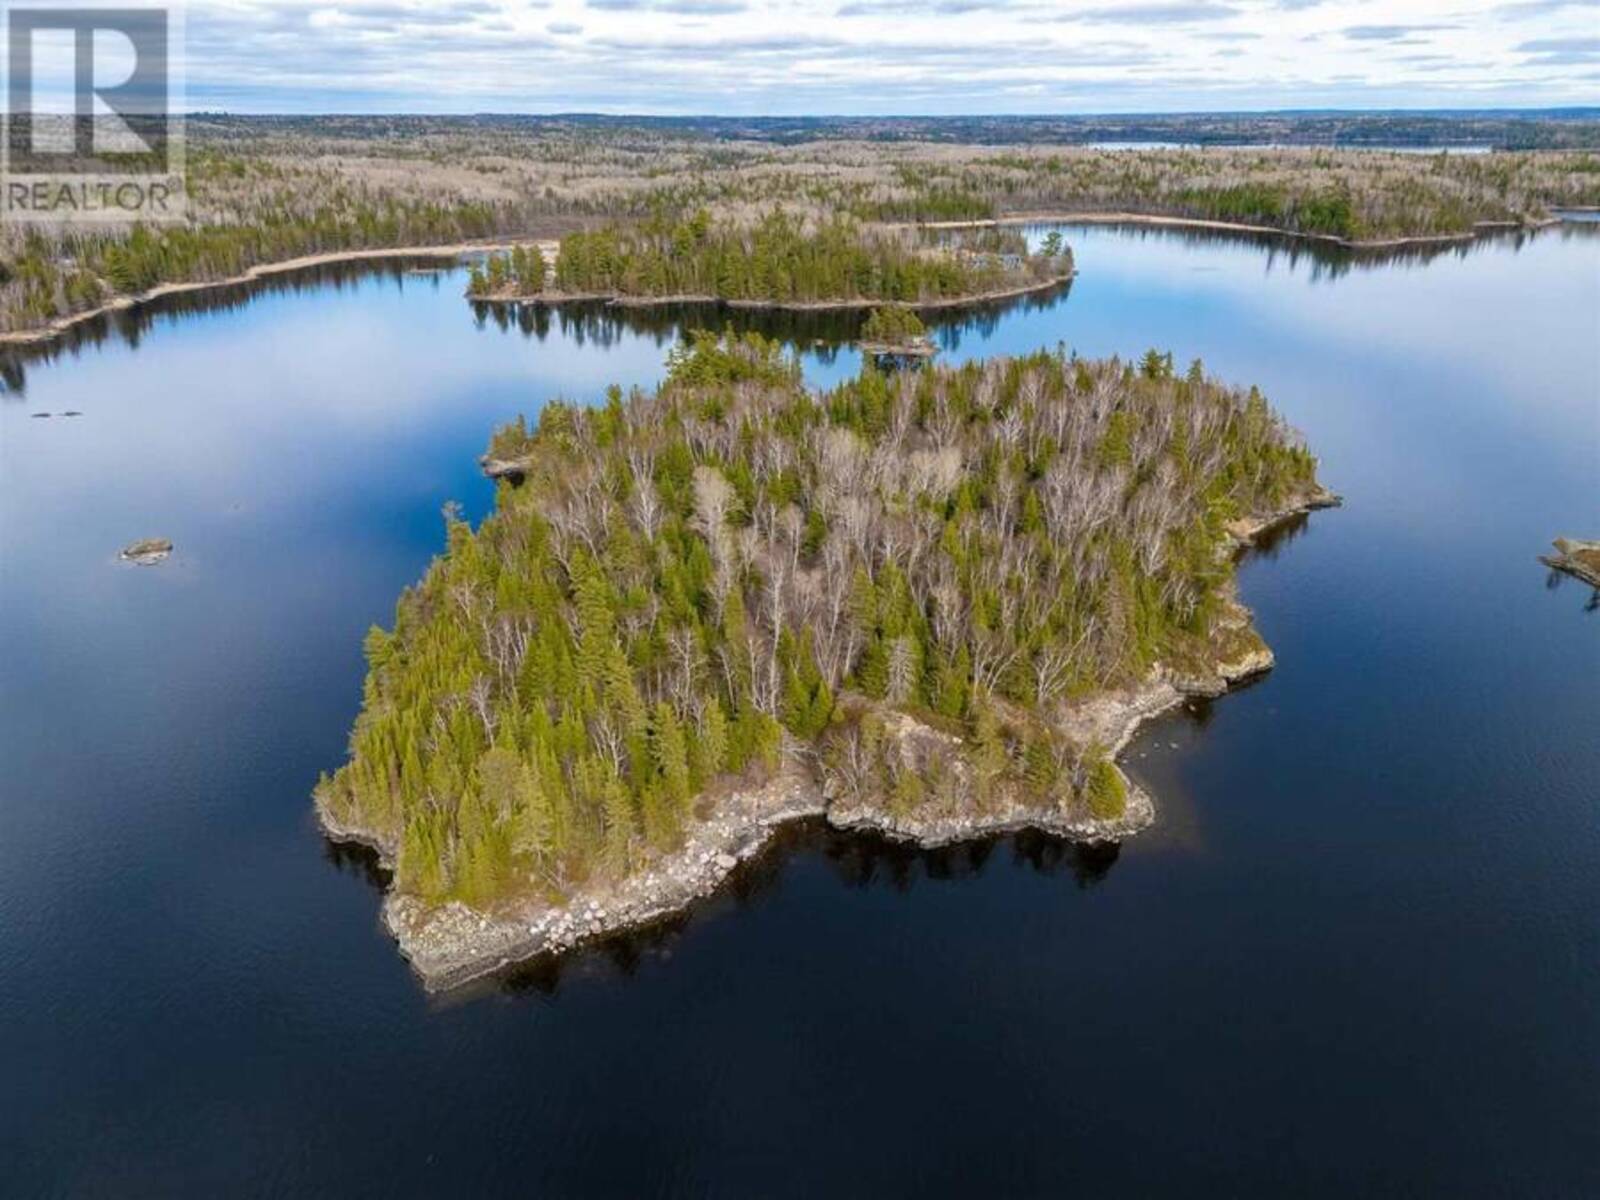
[176,0,1600,112]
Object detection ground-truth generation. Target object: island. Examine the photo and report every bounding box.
[858,306,936,360]
[464,213,1073,309]
[314,331,1336,989]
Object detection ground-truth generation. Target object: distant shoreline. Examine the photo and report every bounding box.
[892,210,1558,250]
[0,238,538,349]
[1,244,1070,350]
[0,208,1557,353]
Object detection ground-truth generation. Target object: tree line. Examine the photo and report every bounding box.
[1,192,510,328]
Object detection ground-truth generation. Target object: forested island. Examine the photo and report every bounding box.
[467,212,1070,308]
[3,114,1598,341]
[858,306,935,358]
[316,333,1336,988]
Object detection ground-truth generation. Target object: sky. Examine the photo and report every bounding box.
[50,0,1600,113]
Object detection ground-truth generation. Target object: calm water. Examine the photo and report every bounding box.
[1,225,1596,1197]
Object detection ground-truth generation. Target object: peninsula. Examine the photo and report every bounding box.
[316,333,1335,989]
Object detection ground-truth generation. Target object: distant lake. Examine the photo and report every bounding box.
[2,221,1596,1196]
[1085,141,1497,153]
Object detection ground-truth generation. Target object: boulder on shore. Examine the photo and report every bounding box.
[479,455,530,482]
[1541,537,1600,588]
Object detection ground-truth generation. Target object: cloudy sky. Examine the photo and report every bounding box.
[172,0,1600,112]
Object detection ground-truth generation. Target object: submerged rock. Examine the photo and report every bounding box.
[120,538,173,565]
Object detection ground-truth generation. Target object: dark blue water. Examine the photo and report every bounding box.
[1,227,1595,1197]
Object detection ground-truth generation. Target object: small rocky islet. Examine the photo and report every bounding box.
[120,538,174,565]
[1541,537,1600,588]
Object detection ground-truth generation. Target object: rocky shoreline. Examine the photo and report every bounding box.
[859,336,938,359]
[376,770,827,992]
[1540,537,1600,588]
[119,538,174,566]
[319,485,1339,992]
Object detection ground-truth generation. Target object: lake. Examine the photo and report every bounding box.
[1,222,1596,1197]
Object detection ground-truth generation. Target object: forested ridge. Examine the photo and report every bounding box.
[317,335,1321,911]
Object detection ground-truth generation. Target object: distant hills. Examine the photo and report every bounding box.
[188,110,1600,149]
